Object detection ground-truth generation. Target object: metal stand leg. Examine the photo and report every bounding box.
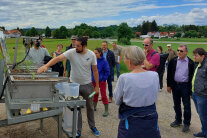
[58,114,62,138]
[40,119,43,130]
[72,107,77,138]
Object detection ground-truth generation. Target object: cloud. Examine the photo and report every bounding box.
[72,8,207,27]
[184,0,204,2]
[0,0,207,29]
[126,8,207,26]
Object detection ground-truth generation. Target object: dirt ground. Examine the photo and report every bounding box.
[0,71,201,138]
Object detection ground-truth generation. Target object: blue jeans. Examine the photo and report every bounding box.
[192,93,207,136]
[111,63,120,81]
[172,83,191,125]
[166,62,169,72]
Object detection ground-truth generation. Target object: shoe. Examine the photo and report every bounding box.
[76,131,81,138]
[170,120,181,127]
[193,132,206,137]
[108,97,112,103]
[91,127,100,136]
[102,104,109,117]
[182,125,189,132]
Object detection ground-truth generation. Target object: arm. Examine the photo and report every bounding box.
[92,65,99,94]
[144,53,160,70]
[53,52,57,58]
[37,54,66,73]
[111,51,115,67]
[63,58,67,77]
[167,59,173,93]
[103,60,110,81]
[114,76,124,105]
[143,59,155,70]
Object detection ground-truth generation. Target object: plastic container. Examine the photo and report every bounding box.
[62,107,78,133]
[55,82,69,95]
[68,83,80,97]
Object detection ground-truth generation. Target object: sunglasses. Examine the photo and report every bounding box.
[177,49,184,53]
[142,44,151,46]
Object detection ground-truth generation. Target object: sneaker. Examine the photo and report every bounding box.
[193,132,206,137]
[91,127,100,136]
[170,120,181,127]
[182,125,190,132]
[76,131,81,138]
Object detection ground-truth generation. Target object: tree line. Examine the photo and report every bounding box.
[1,20,207,45]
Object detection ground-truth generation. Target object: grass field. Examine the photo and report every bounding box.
[1,38,207,74]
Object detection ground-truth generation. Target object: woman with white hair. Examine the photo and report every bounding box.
[114,46,161,138]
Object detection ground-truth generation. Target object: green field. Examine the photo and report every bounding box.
[1,38,207,74]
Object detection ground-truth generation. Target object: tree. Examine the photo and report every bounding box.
[151,20,158,32]
[45,26,51,37]
[59,26,68,39]
[30,27,38,36]
[117,22,132,45]
[52,29,60,38]
[141,21,150,35]
[25,30,31,36]
[91,31,100,38]
[19,29,25,36]
[0,26,5,30]
[174,32,181,39]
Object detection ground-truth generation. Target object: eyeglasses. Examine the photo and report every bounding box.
[143,44,151,46]
[177,49,184,53]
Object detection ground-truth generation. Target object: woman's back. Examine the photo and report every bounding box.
[114,71,160,107]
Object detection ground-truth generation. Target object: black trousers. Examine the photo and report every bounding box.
[172,83,191,125]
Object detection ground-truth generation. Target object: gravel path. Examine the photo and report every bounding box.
[0,71,201,138]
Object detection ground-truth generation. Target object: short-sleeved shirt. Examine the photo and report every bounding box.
[146,49,160,71]
[114,71,159,107]
[110,47,122,63]
[63,49,97,85]
[26,47,50,64]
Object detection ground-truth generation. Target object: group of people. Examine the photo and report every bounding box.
[27,36,207,138]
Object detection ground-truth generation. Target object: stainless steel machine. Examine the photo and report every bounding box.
[0,31,85,138]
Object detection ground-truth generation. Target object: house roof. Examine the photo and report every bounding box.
[3,30,21,35]
[3,30,9,34]
[160,32,168,36]
[135,32,141,35]
[168,31,176,36]
[9,30,21,35]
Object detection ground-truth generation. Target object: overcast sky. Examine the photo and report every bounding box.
[1,0,207,29]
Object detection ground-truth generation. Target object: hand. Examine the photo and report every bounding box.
[37,65,48,74]
[94,86,99,95]
[63,70,66,77]
[144,48,148,55]
[167,87,172,93]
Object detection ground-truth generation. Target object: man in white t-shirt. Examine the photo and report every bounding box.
[37,37,100,136]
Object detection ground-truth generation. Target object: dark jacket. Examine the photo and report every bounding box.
[167,56,194,89]
[92,56,110,82]
[194,57,207,97]
[106,49,115,74]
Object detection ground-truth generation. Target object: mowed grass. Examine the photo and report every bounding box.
[1,38,207,74]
